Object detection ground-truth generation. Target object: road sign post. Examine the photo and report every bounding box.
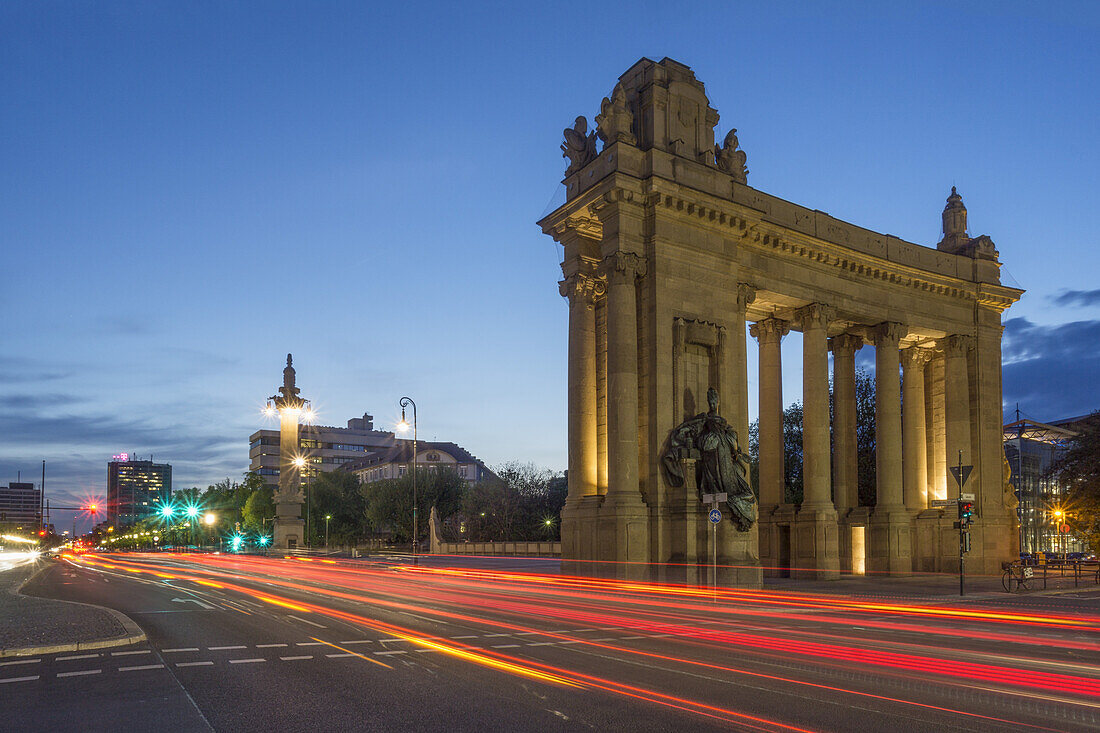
[701,494,726,599]
[949,451,974,596]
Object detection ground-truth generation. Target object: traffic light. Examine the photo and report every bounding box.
[958,500,974,527]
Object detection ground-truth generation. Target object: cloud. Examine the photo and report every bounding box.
[1001,317,1100,420]
[1050,289,1100,308]
[0,393,84,410]
[0,355,70,383]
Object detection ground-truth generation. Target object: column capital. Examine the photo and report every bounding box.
[942,334,974,358]
[736,283,757,310]
[558,272,605,306]
[871,321,907,346]
[599,251,647,283]
[829,332,864,356]
[794,303,834,332]
[749,317,790,345]
[901,346,934,370]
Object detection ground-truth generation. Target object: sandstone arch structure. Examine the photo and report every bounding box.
[538,58,1022,585]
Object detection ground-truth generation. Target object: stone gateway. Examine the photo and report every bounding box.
[538,58,1022,586]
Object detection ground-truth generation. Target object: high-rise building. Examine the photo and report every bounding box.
[0,482,41,531]
[107,455,172,527]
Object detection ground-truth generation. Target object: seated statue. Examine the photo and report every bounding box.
[561,116,598,176]
[662,387,756,531]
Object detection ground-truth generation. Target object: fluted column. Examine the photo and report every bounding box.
[601,251,646,506]
[943,335,973,500]
[797,304,834,510]
[749,317,789,508]
[902,347,931,511]
[873,323,906,511]
[829,333,863,513]
[560,271,603,501]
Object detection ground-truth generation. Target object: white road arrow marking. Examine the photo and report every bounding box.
[171,597,216,610]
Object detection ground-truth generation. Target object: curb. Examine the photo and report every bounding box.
[0,562,148,658]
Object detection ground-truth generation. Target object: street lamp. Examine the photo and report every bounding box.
[324,514,332,549]
[398,396,418,561]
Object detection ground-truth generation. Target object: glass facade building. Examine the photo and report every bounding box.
[1003,419,1083,555]
[107,458,172,527]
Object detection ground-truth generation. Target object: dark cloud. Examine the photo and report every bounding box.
[1002,317,1100,420]
[0,355,70,383]
[0,394,84,410]
[1050,289,1100,307]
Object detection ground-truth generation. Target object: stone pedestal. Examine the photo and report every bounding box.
[793,505,840,580]
[868,509,912,575]
[273,502,303,550]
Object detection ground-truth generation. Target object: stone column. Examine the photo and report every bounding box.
[799,304,834,510]
[729,285,756,446]
[749,317,789,508]
[829,334,863,513]
[599,250,648,576]
[902,347,931,511]
[870,322,911,575]
[943,335,973,500]
[795,303,839,579]
[560,272,602,501]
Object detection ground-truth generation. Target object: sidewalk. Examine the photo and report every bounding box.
[0,558,145,658]
[762,569,1100,601]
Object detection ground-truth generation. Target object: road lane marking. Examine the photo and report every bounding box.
[57,654,99,661]
[256,643,287,648]
[296,642,324,646]
[280,655,313,661]
[309,637,392,669]
[526,642,555,646]
[0,659,40,666]
[112,650,151,656]
[619,636,646,640]
[208,645,247,650]
[287,615,326,628]
[176,661,214,667]
[326,653,355,658]
[119,664,164,672]
[451,635,478,639]
[338,640,372,645]
[162,648,199,653]
[57,669,101,677]
[484,633,512,637]
[374,651,407,656]
[491,644,520,649]
[228,658,266,664]
[0,675,39,683]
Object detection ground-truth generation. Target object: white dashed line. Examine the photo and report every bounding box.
[177,661,214,667]
[57,669,102,678]
[256,643,287,648]
[119,664,164,672]
[162,648,199,653]
[0,675,39,683]
[228,658,265,664]
[326,653,354,658]
[620,636,645,640]
[296,642,324,646]
[374,651,407,656]
[526,642,555,646]
[57,654,99,661]
[287,615,326,628]
[209,646,247,651]
[451,635,478,639]
[491,644,520,649]
[0,659,40,666]
[338,640,372,645]
[112,650,151,656]
[484,633,512,638]
[280,656,313,661]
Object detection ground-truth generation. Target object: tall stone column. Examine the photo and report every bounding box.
[729,284,756,446]
[943,335,973,500]
[795,304,839,579]
[600,250,648,575]
[560,272,602,501]
[829,334,862,513]
[902,347,931,511]
[748,318,789,509]
[870,323,911,575]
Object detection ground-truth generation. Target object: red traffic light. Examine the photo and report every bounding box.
[86,504,98,512]
[38,530,47,536]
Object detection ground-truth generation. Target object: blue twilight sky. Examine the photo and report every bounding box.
[2,2,1099,532]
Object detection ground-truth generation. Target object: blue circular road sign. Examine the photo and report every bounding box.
[709,508,722,524]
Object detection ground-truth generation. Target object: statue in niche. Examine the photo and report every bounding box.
[595,83,635,146]
[662,387,756,531]
[714,129,749,184]
[561,116,598,176]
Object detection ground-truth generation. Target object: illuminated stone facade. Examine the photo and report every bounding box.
[539,58,1022,584]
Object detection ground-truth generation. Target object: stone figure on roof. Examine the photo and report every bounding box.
[562,116,598,176]
[662,387,756,531]
[715,128,748,184]
[595,83,635,146]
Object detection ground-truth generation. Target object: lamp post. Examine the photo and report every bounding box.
[325,514,331,549]
[398,396,418,561]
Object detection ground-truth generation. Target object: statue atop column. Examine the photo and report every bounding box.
[662,387,756,531]
[715,129,748,184]
[272,353,303,409]
[268,354,308,548]
[562,116,598,176]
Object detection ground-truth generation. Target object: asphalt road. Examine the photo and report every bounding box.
[5,552,1099,732]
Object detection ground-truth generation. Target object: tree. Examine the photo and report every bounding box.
[459,462,565,541]
[309,471,368,546]
[1049,412,1100,552]
[783,402,804,504]
[242,487,275,535]
[361,467,467,543]
[854,368,877,506]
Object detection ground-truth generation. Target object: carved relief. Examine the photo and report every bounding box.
[595,83,635,146]
[736,283,757,310]
[794,303,834,332]
[558,272,606,307]
[714,129,748,184]
[829,333,864,356]
[901,346,933,370]
[871,322,907,346]
[748,317,790,345]
[561,116,597,176]
[942,334,974,358]
[599,251,647,283]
